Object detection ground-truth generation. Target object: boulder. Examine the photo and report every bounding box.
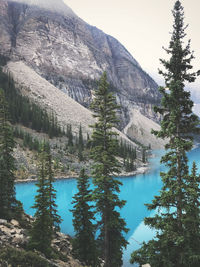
[0,219,7,225]
[10,219,19,227]
[12,234,26,245]
[0,225,12,236]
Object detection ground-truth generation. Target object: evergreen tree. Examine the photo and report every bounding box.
[0,67,63,138]
[78,125,84,161]
[71,169,98,266]
[45,143,62,232]
[131,1,200,266]
[78,124,84,150]
[86,133,91,149]
[90,72,128,267]
[29,145,53,257]
[142,148,146,163]
[67,124,73,147]
[183,162,200,265]
[0,89,19,219]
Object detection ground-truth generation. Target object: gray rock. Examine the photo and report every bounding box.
[10,219,19,227]
[10,229,16,234]
[12,234,25,244]
[0,219,7,225]
[0,225,12,236]
[0,0,161,147]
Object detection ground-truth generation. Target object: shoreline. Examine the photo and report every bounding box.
[15,164,150,184]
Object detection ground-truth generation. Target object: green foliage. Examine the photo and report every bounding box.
[0,66,63,138]
[142,148,146,163]
[78,124,84,151]
[118,139,137,172]
[86,133,91,149]
[66,124,73,147]
[78,124,84,161]
[90,72,128,266]
[45,144,62,232]
[0,247,51,267]
[29,143,61,257]
[71,169,98,266]
[183,162,200,264]
[0,89,22,220]
[131,1,200,266]
[13,127,41,151]
[0,55,9,66]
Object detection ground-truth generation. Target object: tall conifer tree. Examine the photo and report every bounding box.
[29,146,53,257]
[78,124,84,161]
[183,162,200,265]
[29,143,61,256]
[45,143,62,232]
[90,72,128,267]
[0,89,18,219]
[131,1,200,266]
[71,169,98,266]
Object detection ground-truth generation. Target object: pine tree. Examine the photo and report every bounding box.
[142,148,146,163]
[67,124,73,147]
[29,145,53,257]
[131,1,200,266]
[183,162,200,265]
[0,89,19,219]
[90,72,128,267]
[78,124,84,161]
[45,143,62,232]
[86,133,91,149]
[78,124,84,151]
[71,169,98,266]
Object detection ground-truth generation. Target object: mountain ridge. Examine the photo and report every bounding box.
[0,0,163,148]
[8,0,76,17]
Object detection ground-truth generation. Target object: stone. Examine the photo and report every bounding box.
[15,228,23,234]
[12,234,25,244]
[10,219,19,227]
[10,229,16,234]
[0,217,82,267]
[0,225,12,236]
[0,219,7,225]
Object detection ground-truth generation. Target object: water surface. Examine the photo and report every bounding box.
[16,147,200,266]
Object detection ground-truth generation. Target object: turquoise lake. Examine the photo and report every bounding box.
[15,147,200,266]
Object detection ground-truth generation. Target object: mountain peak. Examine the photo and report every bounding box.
[8,0,76,17]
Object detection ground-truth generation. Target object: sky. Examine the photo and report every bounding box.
[64,0,200,102]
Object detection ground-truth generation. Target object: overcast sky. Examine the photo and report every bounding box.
[64,0,200,100]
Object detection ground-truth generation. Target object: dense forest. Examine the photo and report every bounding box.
[0,57,63,138]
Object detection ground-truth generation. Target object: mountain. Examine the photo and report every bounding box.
[0,0,164,148]
[4,60,134,145]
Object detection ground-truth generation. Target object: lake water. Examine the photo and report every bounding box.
[15,147,200,266]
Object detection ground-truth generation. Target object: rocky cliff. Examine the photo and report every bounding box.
[0,0,163,148]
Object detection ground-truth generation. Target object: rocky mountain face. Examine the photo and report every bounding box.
[0,0,163,148]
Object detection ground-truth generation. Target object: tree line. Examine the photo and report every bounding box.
[0,72,128,266]
[0,64,64,138]
[0,1,200,266]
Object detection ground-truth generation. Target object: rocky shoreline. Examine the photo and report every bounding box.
[0,217,82,267]
[15,164,149,184]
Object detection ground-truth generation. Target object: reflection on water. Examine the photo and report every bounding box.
[16,147,200,266]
